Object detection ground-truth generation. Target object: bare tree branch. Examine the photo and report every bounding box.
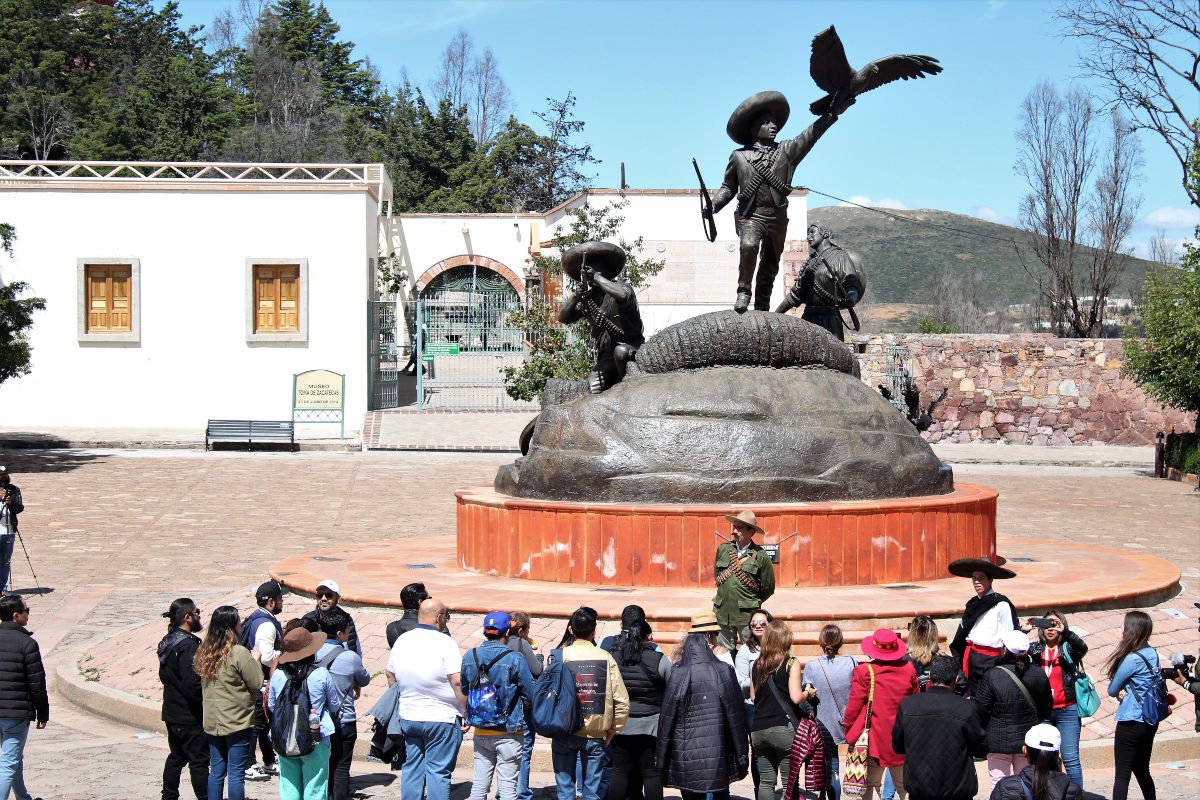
[1057,0,1200,206]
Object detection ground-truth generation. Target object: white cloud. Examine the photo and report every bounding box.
[1138,206,1200,231]
[1130,234,1191,261]
[840,195,909,210]
[970,206,1015,226]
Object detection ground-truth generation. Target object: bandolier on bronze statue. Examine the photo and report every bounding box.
[699,25,942,315]
[558,241,645,394]
[775,222,866,341]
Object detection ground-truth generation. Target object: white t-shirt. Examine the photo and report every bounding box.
[387,626,463,723]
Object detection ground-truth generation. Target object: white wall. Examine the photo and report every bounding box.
[0,188,374,431]
[391,214,538,292]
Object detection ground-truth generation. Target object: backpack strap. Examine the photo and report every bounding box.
[317,647,346,671]
[998,666,1038,714]
[766,666,800,728]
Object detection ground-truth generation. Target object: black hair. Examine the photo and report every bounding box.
[0,594,25,622]
[568,608,597,640]
[318,608,351,638]
[1025,745,1063,800]
[301,617,322,633]
[929,653,959,686]
[280,658,315,678]
[483,630,506,641]
[400,582,429,611]
[613,606,650,667]
[163,598,197,630]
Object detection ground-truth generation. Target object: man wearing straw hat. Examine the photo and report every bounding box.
[712,511,776,651]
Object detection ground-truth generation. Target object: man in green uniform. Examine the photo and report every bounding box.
[712,510,776,650]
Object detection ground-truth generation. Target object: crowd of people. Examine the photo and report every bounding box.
[0,502,1196,800]
[129,568,1200,800]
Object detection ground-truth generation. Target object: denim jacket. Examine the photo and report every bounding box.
[460,640,536,733]
[1107,646,1160,724]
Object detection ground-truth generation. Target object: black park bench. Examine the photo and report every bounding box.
[205,419,296,451]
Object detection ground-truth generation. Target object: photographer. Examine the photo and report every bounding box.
[0,467,24,594]
[1026,611,1087,790]
[1169,602,1199,732]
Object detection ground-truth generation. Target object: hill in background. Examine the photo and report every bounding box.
[807,205,1155,306]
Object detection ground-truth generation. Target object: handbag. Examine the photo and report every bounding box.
[841,665,874,799]
[1063,641,1100,717]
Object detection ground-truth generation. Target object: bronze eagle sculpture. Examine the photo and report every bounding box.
[809,26,942,115]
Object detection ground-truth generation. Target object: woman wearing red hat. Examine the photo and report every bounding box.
[841,629,918,799]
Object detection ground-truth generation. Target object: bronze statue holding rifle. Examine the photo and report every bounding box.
[696,25,941,314]
[558,241,645,394]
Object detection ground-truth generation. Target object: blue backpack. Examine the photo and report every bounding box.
[466,649,514,729]
[1133,652,1171,725]
[530,648,583,738]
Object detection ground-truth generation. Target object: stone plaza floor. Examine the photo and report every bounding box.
[0,447,1196,799]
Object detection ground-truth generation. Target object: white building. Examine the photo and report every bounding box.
[0,161,810,425]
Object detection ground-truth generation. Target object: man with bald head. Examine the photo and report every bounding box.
[386,598,465,800]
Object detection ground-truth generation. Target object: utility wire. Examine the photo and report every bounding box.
[798,185,1025,246]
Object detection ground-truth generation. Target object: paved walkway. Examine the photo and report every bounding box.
[1,448,1196,799]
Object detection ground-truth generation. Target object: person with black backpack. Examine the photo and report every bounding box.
[158,598,208,800]
[988,724,1082,800]
[461,611,536,800]
[267,628,342,800]
[314,609,371,800]
[602,606,671,800]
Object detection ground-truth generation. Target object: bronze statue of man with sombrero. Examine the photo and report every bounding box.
[707,91,853,314]
[558,241,646,394]
[712,510,776,650]
[947,556,1019,699]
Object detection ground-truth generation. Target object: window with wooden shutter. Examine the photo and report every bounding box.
[253,265,300,333]
[85,265,132,333]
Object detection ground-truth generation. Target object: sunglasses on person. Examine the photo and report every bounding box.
[317,591,337,599]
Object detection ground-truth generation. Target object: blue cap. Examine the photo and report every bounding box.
[483,611,512,633]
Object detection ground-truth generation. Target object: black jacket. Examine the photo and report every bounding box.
[1027,630,1089,706]
[1,482,22,532]
[385,610,419,649]
[0,621,48,722]
[606,641,666,718]
[989,765,1082,800]
[975,659,1053,754]
[892,686,986,800]
[656,635,748,793]
[158,628,203,725]
[303,606,362,655]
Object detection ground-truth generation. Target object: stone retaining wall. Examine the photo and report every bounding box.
[854,334,1196,446]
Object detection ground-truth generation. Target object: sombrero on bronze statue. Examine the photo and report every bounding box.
[726,90,791,146]
[562,241,626,282]
[948,557,1016,580]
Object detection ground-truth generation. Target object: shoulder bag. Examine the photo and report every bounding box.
[1062,641,1100,717]
[841,665,874,799]
[998,665,1038,714]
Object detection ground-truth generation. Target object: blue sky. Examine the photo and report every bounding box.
[173,0,1198,257]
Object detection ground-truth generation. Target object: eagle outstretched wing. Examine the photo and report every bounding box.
[809,26,852,94]
[808,26,943,116]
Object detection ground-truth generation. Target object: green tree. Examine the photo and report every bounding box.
[1124,133,1200,428]
[380,89,477,212]
[501,200,664,401]
[0,225,46,385]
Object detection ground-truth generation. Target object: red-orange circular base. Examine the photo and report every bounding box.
[456,483,997,588]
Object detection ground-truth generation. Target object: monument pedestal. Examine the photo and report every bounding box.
[456,483,997,588]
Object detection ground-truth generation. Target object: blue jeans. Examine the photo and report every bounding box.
[401,719,463,800]
[0,534,15,593]
[551,735,606,800]
[517,728,535,800]
[882,765,894,800]
[1049,705,1083,789]
[830,754,841,800]
[0,719,32,800]
[208,728,253,800]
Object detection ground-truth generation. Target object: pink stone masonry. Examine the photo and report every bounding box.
[853,333,1196,446]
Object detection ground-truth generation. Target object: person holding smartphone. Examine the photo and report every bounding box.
[0,468,25,595]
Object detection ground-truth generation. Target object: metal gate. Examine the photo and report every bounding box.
[368,300,400,409]
[883,344,913,411]
[408,292,536,409]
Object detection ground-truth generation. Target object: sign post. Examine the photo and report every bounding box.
[292,369,346,439]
